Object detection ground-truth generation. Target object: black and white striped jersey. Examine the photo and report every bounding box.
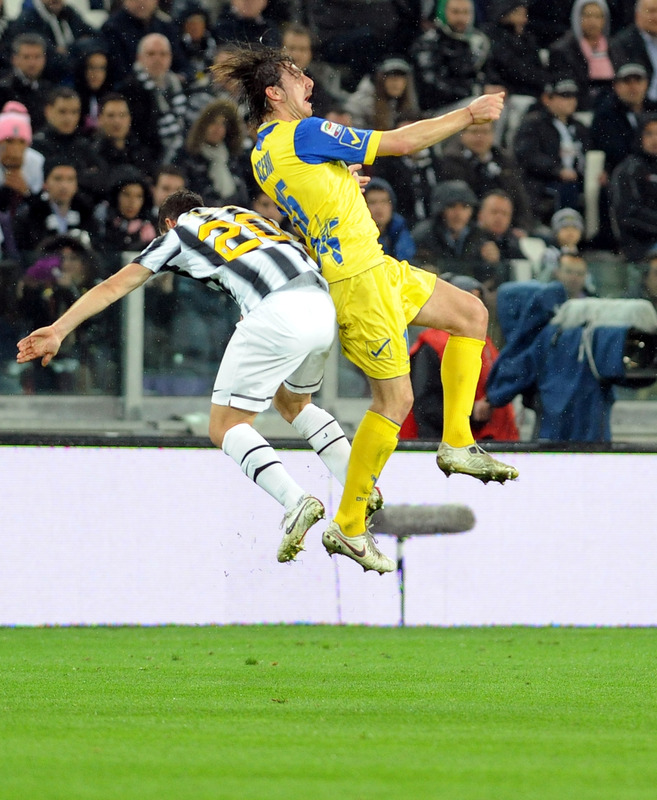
[134,205,326,316]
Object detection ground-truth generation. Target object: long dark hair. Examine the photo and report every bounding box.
[185,98,244,157]
[212,46,294,126]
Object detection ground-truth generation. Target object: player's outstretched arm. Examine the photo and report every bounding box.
[376,92,505,157]
[16,262,152,366]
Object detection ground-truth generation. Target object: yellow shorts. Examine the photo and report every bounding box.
[329,255,437,380]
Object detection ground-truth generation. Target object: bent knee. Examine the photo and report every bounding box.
[459,293,488,338]
[209,424,226,449]
[371,387,414,425]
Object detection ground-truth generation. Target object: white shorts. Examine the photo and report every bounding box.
[212,284,336,412]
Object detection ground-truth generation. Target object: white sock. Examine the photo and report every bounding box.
[291,403,351,485]
[222,423,305,511]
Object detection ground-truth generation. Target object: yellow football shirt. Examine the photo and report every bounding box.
[251,117,383,283]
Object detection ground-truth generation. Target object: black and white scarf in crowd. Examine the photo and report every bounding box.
[32,0,75,49]
[132,63,186,163]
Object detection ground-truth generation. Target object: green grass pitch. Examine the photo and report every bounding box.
[1,625,655,800]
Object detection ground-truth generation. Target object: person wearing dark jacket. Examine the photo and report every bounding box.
[610,113,657,262]
[31,87,106,201]
[100,0,192,86]
[548,0,614,112]
[590,63,650,173]
[363,177,416,262]
[411,179,494,272]
[9,0,96,84]
[610,0,657,110]
[13,157,98,258]
[0,33,54,134]
[513,79,590,224]
[116,33,187,166]
[440,119,533,230]
[213,0,281,48]
[172,97,249,208]
[91,93,156,179]
[92,165,156,258]
[372,113,443,226]
[410,0,490,114]
[72,40,113,139]
[483,0,548,98]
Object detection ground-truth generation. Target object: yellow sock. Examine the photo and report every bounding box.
[334,410,400,537]
[440,335,485,448]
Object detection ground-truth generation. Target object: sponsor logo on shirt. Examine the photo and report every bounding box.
[320,120,343,138]
[339,127,363,148]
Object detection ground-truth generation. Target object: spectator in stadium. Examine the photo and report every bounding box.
[482,1,548,99]
[475,189,524,280]
[13,158,98,258]
[93,165,156,257]
[175,2,217,80]
[610,0,657,109]
[410,0,490,114]
[363,177,416,262]
[173,98,250,207]
[548,0,615,112]
[590,63,650,174]
[91,93,156,179]
[281,23,342,119]
[554,253,596,299]
[610,113,657,262]
[117,33,187,166]
[72,42,113,139]
[411,179,495,272]
[440,119,533,230]
[149,163,185,221]
[9,0,97,84]
[16,233,106,393]
[323,103,353,128]
[345,57,420,131]
[213,0,281,48]
[0,33,54,133]
[513,79,590,225]
[250,186,288,228]
[141,164,186,372]
[31,86,106,201]
[101,0,191,86]
[308,0,422,91]
[539,207,585,281]
[16,188,386,570]
[525,0,575,47]
[0,101,44,217]
[373,113,443,226]
[170,2,219,126]
[400,272,519,441]
[626,254,657,310]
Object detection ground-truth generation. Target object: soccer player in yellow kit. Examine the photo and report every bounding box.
[216,48,518,574]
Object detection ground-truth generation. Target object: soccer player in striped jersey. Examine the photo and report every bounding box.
[215,48,519,571]
[16,189,394,573]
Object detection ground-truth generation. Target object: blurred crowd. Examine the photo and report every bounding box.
[2,0,657,402]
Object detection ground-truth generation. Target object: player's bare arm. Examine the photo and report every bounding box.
[16,262,152,366]
[376,92,505,157]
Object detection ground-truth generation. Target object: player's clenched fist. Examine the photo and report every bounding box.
[468,92,505,125]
